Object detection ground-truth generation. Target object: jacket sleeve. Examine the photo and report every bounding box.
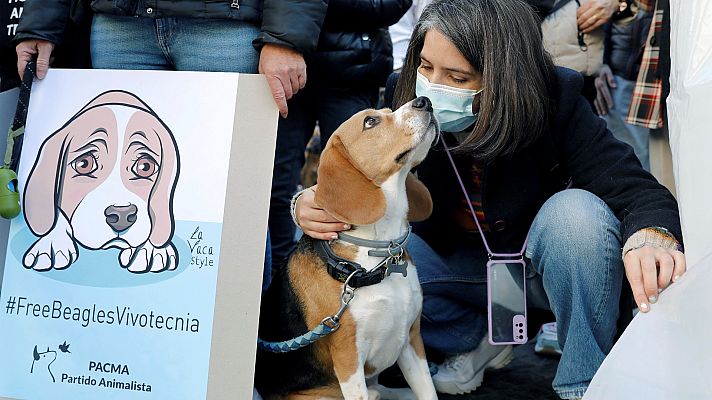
[554,69,683,246]
[322,0,413,31]
[253,0,328,56]
[12,0,72,46]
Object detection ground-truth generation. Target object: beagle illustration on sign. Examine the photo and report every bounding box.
[22,90,180,273]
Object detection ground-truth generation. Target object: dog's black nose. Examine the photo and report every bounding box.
[105,204,138,233]
[412,96,432,112]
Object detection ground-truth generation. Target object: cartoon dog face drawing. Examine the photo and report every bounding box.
[22,90,180,273]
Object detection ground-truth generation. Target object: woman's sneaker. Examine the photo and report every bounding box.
[431,337,514,395]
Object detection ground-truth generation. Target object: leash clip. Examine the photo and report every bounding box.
[321,316,341,331]
[333,286,355,321]
[323,274,359,331]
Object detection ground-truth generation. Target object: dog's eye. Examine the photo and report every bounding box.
[363,116,380,130]
[132,156,158,179]
[71,153,98,176]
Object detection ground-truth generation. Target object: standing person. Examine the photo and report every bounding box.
[389,0,432,72]
[539,0,619,106]
[13,0,327,118]
[594,4,653,170]
[268,0,411,270]
[626,0,676,195]
[293,0,686,398]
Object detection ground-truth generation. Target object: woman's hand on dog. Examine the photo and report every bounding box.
[296,185,351,240]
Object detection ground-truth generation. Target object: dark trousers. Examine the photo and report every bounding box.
[268,85,378,269]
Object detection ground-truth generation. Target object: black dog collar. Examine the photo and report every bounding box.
[312,238,387,288]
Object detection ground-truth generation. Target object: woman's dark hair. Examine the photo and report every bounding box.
[393,0,557,162]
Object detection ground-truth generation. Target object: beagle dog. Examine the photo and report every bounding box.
[256,97,438,399]
[22,90,180,273]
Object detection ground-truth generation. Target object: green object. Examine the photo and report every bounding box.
[0,167,20,219]
[4,125,23,166]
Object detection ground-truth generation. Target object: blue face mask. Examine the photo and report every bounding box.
[415,71,483,132]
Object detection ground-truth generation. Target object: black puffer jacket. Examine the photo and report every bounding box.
[3,0,91,91]
[308,0,411,89]
[14,0,328,56]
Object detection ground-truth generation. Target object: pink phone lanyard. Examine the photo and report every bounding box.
[441,135,529,260]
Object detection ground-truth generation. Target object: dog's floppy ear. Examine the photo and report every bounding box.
[406,172,432,222]
[23,131,68,236]
[148,125,179,247]
[315,135,386,225]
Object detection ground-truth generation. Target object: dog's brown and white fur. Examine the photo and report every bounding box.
[256,97,438,399]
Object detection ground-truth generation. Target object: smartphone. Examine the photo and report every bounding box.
[487,259,528,345]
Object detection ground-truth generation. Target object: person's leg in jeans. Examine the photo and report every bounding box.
[602,75,650,171]
[407,234,489,353]
[525,189,624,399]
[407,234,515,395]
[91,14,259,73]
[91,14,171,70]
[268,88,317,270]
[160,18,260,73]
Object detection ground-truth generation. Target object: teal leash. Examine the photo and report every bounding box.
[257,270,358,353]
[257,321,338,353]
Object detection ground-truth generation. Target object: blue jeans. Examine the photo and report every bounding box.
[602,75,650,171]
[90,14,260,72]
[409,189,624,399]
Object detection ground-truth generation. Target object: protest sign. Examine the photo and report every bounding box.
[0,69,277,400]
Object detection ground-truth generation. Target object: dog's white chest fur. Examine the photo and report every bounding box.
[348,247,423,377]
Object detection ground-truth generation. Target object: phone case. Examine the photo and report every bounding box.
[487,259,528,345]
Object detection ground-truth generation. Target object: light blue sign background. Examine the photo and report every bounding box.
[0,220,223,399]
[0,69,245,400]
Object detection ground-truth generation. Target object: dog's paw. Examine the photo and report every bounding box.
[150,243,177,272]
[23,231,79,271]
[120,242,178,273]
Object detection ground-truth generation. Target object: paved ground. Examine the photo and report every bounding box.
[441,340,560,400]
[377,338,560,400]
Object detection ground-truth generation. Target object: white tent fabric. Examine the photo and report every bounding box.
[583,253,712,398]
[666,0,712,268]
[584,1,712,398]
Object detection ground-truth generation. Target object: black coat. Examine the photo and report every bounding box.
[2,0,91,91]
[308,0,411,89]
[13,0,328,57]
[410,67,682,255]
